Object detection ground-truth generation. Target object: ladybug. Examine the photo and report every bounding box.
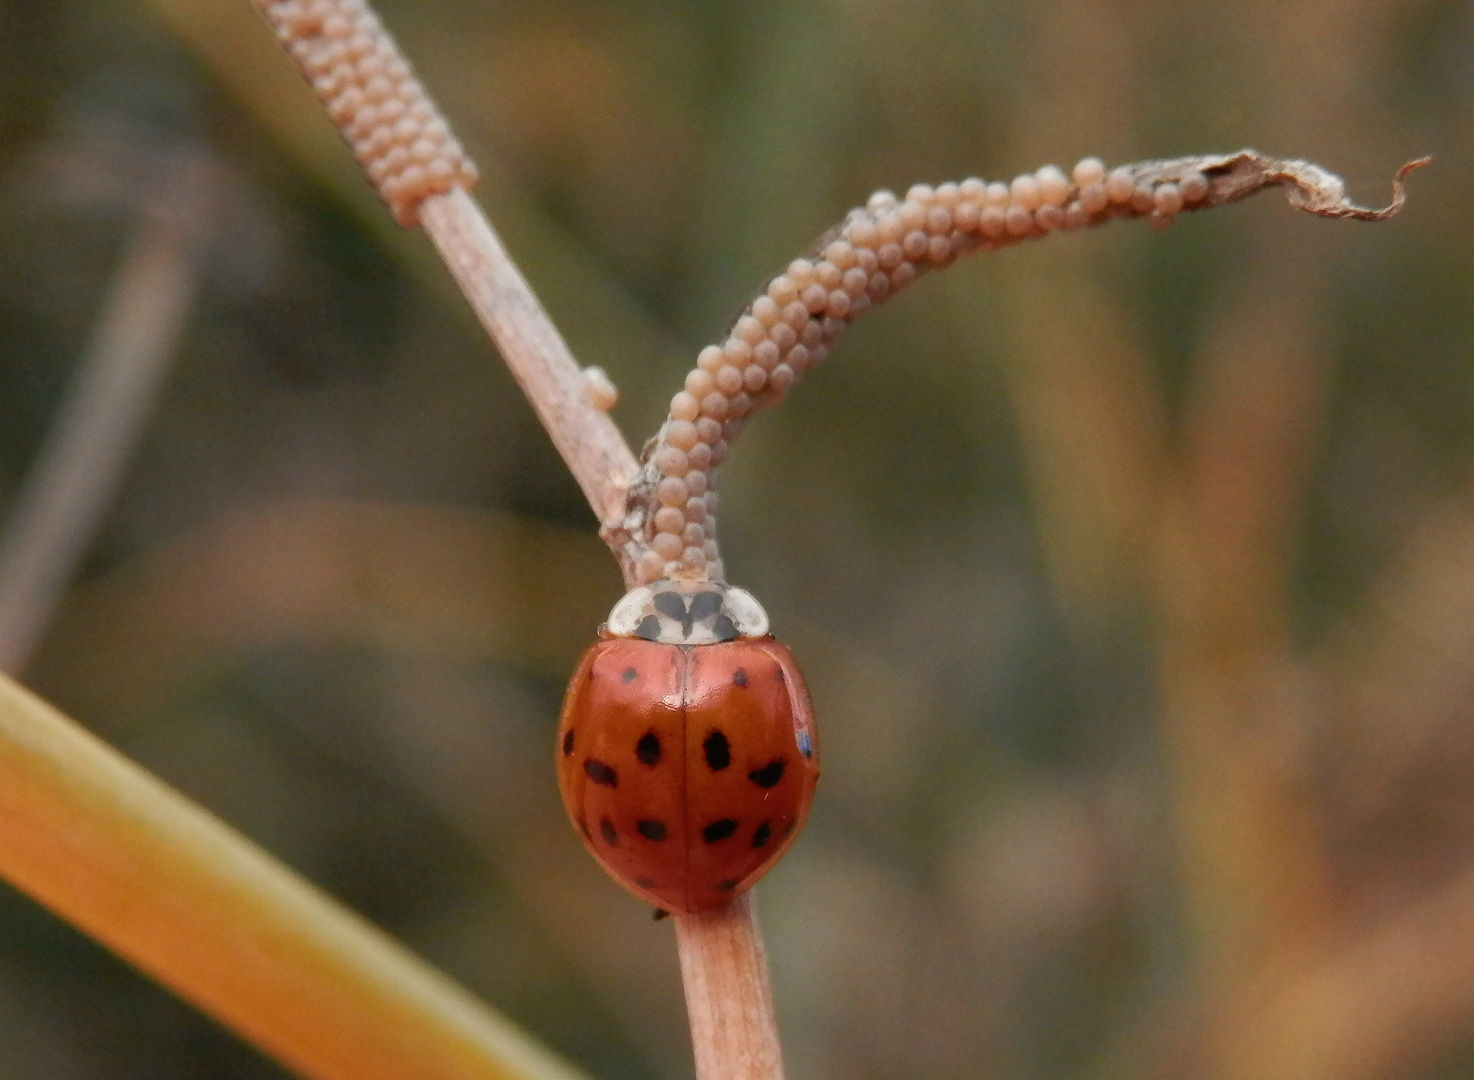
[556,577,819,913]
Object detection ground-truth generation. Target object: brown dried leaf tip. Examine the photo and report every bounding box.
[260,0,478,226]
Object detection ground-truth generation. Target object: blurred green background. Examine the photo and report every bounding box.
[0,0,1469,1077]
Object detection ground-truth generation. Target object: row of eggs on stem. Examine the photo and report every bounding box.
[267,0,478,224]
[639,157,1210,582]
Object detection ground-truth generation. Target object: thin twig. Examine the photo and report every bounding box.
[674,895,785,1080]
[0,672,589,1080]
[0,159,216,673]
[417,190,640,539]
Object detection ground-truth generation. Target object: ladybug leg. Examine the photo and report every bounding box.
[653,908,671,921]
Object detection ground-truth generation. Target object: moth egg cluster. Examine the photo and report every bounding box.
[263,0,478,225]
[643,157,1211,580]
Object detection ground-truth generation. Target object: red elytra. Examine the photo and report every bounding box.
[556,580,819,913]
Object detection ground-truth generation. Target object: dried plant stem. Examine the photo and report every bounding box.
[0,180,208,673]
[674,895,785,1080]
[0,672,588,1080]
[417,190,639,532]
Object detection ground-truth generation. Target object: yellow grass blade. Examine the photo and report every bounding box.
[0,673,591,1080]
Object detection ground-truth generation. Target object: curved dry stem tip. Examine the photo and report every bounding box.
[1301,154,1430,220]
[1135,149,1430,220]
[629,150,1421,584]
[1249,150,1429,219]
[1274,153,1428,219]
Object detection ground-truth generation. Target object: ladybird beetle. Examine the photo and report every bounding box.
[556,577,819,913]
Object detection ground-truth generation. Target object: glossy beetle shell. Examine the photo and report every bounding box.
[556,635,819,913]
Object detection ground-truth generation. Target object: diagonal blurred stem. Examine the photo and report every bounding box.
[998,0,1168,630]
[0,162,213,674]
[0,670,590,1080]
[1152,234,1337,988]
[1203,858,1474,1080]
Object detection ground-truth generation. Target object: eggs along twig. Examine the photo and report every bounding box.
[623,151,1427,586]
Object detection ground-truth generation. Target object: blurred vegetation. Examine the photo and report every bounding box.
[0,0,1470,1077]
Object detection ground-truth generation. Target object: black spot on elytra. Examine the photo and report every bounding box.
[600,817,618,845]
[711,614,738,642]
[622,667,637,683]
[584,759,617,786]
[634,876,655,888]
[732,668,748,687]
[703,731,731,771]
[775,667,786,682]
[637,819,668,841]
[748,758,785,788]
[636,615,661,641]
[752,821,771,848]
[703,818,738,843]
[562,729,574,756]
[636,731,661,765]
[715,879,739,892]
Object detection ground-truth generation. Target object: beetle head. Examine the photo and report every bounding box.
[605,578,770,644]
